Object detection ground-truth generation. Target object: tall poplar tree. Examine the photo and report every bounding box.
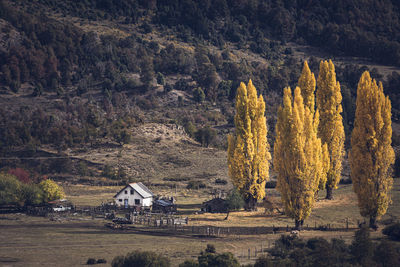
[227,80,271,210]
[274,86,323,229]
[350,71,395,228]
[298,61,329,192]
[316,60,345,199]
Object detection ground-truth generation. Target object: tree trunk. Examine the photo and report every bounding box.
[295,219,304,230]
[326,185,333,200]
[224,211,230,220]
[369,216,377,230]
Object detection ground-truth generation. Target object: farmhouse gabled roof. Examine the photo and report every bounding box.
[114,182,154,198]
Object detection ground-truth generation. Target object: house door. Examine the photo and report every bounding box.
[124,199,128,208]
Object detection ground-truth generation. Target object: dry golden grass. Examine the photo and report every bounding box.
[64,179,400,230]
[0,213,358,267]
[2,177,397,267]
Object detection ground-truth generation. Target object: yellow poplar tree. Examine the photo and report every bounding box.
[316,60,345,199]
[350,71,395,228]
[274,86,323,229]
[298,61,329,192]
[228,80,271,210]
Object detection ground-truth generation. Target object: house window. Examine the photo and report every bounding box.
[130,190,134,195]
[125,190,127,194]
[135,199,140,205]
[119,199,122,202]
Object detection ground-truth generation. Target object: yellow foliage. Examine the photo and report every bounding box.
[39,179,65,202]
[350,71,395,222]
[298,61,316,112]
[274,87,323,226]
[316,60,345,197]
[298,61,328,191]
[228,80,271,209]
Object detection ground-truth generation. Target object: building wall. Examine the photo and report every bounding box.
[142,197,152,207]
[114,186,153,207]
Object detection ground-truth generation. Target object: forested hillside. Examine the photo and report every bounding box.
[0,0,399,180]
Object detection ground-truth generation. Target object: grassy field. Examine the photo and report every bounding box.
[1,179,398,266]
[64,178,400,229]
[0,214,358,267]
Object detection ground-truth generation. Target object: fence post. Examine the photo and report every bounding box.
[248,248,250,259]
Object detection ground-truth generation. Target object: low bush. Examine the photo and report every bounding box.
[111,251,170,267]
[382,223,400,241]
[187,180,206,189]
[96,259,107,264]
[215,178,227,185]
[86,258,96,265]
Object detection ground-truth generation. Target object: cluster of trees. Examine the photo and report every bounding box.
[35,0,400,67]
[229,60,394,229]
[0,96,140,153]
[0,169,65,206]
[111,229,400,267]
[265,226,400,266]
[111,244,240,267]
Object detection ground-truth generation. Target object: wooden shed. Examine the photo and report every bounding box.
[202,198,228,213]
[152,198,177,214]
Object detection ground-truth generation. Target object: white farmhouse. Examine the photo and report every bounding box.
[114,182,154,208]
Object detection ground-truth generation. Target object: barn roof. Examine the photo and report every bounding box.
[114,182,154,198]
[154,199,175,207]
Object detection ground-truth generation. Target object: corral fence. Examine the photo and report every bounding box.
[2,204,362,237]
[21,204,141,217]
[124,214,359,236]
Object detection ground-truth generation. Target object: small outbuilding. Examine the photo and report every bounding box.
[202,198,228,213]
[152,198,177,214]
[114,182,154,209]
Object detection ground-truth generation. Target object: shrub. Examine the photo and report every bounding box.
[195,127,216,147]
[225,189,244,212]
[86,258,96,265]
[215,178,227,185]
[96,259,107,264]
[0,172,22,205]
[39,179,65,202]
[254,255,274,267]
[193,87,205,103]
[111,251,170,267]
[373,240,400,266]
[21,183,43,206]
[382,223,400,241]
[7,168,31,183]
[181,245,239,267]
[179,259,199,267]
[205,244,216,253]
[187,181,206,190]
[164,83,172,93]
[102,164,116,179]
[350,226,375,266]
[77,161,89,176]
